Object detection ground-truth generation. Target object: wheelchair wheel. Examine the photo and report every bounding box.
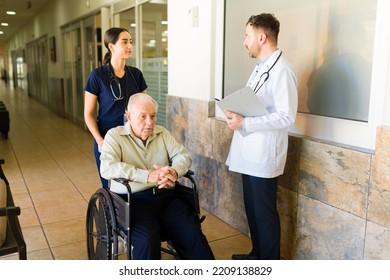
[86,189,117,260]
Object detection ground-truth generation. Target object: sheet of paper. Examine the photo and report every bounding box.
[216,86,268,136]
[216,86,267,117]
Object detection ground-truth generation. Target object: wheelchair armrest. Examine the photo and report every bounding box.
[113,178,130,184]
[183,170,196,186]
[109,178,132,195]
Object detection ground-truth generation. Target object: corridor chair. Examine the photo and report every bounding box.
[0,159,27,260]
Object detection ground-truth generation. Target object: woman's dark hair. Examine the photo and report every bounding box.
[102,27,130,64]
[247,13,280,44]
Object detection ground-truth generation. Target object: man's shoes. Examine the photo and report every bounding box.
[112,236,127,255]
[118,236,127,254]
[231,253,258,260]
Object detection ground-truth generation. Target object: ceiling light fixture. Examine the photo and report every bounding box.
[6,11,16,15]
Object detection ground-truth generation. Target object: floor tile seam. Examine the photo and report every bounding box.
[38,216,87,227]
[66,178,98,204]
[19,223,62,254]
[207,233,247,243]
[17,164,81,261]
[22,223,85,254]
[42,234,86,250]
[43,157,96,205]
[24,247,52,256]
[23,146,94,202]
[2,136,56,260]
[40,216,86,227]
[8,92,102,201]
[49,239,86,250]
[22,248,55,260]
[42,117,96,160]
[6,91,92,203]
[31,189,85,207]
[34,197,88,209]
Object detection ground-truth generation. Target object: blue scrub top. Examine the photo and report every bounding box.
[84,64,147,135]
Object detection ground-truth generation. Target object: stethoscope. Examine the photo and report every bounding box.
[109,63,140,102]
[109,65,124,101]
[253,51,282,94]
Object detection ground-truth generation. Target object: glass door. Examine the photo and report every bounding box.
[74,28,83,125]
[63,24,81,122]
[141,1,168,126]
[63,30,74,119]
[25,36,49,104]
[114,0,168,126]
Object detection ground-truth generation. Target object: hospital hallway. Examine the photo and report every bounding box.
[0,82,251,260]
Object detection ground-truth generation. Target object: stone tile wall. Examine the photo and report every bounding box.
[166,95,390,259]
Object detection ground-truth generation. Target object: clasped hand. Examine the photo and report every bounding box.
[148,164,178,189]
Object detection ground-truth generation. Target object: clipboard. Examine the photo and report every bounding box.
[216,86,267,117]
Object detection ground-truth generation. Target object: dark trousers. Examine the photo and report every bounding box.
[130,188,215,260]
[242,174,280,260]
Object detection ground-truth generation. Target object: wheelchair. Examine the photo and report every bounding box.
[86,170,205,260]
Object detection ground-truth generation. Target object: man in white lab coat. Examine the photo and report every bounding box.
[225,13,298,260]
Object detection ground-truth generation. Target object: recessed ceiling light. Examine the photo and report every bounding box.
[1,23,9,26]
[0,31,4,35]
[6,11,16,15]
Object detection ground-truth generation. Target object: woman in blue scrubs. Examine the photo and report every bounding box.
[84,27,147,188]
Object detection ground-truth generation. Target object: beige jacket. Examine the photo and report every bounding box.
[100,123,191,193]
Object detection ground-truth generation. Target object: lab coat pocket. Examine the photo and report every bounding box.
[241,132,272,163]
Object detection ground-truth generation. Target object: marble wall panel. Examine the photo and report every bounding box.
[166,95,189,146]
[190,151,248,234]
[212,118,233,164]
[189,151,218,214]
[278,186,298,260]
[279,136,302,192]
[299,139,370,218]
[364,220,390,259]
[369,126,390,228]
[214,163,248,234]
[187,98,214,158]
[167,95,234,165]
[295,195,365,259]
[166,95,390,260]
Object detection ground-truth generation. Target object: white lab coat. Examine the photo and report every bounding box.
[226,49,298,178]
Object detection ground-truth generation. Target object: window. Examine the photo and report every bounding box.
[113,0,168,126]
[224,0,378,150]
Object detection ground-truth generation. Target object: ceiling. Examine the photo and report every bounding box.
[0,0,50,43]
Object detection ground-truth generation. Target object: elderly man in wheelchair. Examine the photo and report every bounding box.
[86,93,215,260]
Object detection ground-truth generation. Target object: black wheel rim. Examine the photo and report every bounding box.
[86,192,112,260]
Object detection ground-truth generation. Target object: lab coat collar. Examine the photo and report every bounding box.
[260,49,282,71]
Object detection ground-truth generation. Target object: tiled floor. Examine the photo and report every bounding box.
[0,82,251,260]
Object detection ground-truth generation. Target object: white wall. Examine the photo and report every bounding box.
[168,0,224,101]
[373,0,390,126]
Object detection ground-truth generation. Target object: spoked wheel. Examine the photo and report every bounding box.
[86,189,117,260]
